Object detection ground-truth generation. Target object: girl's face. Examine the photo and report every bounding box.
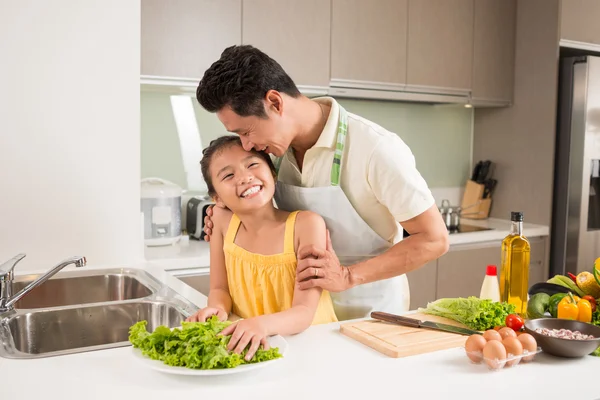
[209,144,276,213]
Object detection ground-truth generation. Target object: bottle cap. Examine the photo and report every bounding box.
[486,265,497,276]
[511,211,524,222]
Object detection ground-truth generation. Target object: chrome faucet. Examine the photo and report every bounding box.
[0,253,87,313]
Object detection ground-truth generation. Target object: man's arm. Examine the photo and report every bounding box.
[297,135,449,291]
[347,204,449,288]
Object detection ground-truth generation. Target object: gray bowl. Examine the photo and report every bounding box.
[524,318,600,358]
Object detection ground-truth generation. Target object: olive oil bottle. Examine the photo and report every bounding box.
[499,212,531,317]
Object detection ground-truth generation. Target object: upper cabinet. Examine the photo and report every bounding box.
[141,0,241,80]
[330,0,408,86]
[242,0,331,89]
[560,0,600,46]
[407,0,474,93]
[141,0,518,106]
[471,0,517,104]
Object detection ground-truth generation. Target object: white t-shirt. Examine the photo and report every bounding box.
[277,97,435,244]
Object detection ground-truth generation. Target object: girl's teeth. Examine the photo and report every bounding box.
[242,186,261,197]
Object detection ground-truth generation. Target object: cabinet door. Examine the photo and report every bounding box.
[560,0,600,45]
[471,0,516,104]
[331,0,408,85]
[406,260,437,309]
[141,0,242,79]
[437,242,501,299]
[407,0,474,91]
[242,0,331,88]
[528,237,547,286]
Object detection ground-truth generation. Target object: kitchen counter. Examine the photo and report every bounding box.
[448,217,549,245]
[2,260,599,400]
[143,218,550,272]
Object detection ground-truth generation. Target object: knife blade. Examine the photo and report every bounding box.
[371,311,481,336]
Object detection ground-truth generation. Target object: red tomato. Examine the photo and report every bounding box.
[505,314,524,332]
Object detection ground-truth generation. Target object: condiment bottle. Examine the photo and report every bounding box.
[480,265,500,302]
[499,211,531,316]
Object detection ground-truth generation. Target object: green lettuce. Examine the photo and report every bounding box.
[129,316,282,369]
[418,296,516,331]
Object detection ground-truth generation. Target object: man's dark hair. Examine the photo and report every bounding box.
[200,135,276,197]
[196,45,301,118]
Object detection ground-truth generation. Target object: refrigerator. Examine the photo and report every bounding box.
[551,55,600,277]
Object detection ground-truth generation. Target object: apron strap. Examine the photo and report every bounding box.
[273,104,349,187]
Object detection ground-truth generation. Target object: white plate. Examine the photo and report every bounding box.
[131,334,288,376]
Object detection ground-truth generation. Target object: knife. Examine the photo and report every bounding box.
[370,311,481,336]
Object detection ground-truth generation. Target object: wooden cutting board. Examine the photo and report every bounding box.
[339,312,471,358]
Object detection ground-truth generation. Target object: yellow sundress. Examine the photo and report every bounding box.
[223,210,338,325]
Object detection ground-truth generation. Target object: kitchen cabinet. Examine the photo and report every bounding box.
[406,260,437,309]
[242,0,331,89]
[436,241,501,299]
[471,0,516,105]
[433,237,548,300]
[330,0,408,86]
[560,0,600,46]
[406,0,474,92]
[141,0,242,79]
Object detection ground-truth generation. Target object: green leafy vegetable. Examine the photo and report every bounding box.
[418,296,516,331]
[129,316,282,369]
[592,309,600,327]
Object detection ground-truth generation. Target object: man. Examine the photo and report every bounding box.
[197,45,449,320]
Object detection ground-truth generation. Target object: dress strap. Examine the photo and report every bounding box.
[224,213,241,245]
[283,211,300,254]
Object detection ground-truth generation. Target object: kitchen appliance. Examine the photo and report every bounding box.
[370,311,479,336]
[186,195,215,241]
[551,55,600,276]
[438,199,485,231]
[141,178,182,246]
[339,312,470,358]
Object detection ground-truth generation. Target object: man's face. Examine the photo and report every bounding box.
[216,102,291,158]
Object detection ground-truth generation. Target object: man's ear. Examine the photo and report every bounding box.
[265,89,284,115]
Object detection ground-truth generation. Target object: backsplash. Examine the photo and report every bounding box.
[141,91,473,198]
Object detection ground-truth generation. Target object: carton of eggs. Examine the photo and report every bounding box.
[464,328,541,370]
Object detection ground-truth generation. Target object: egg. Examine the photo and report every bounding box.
[498,326,517,340]
[502,336,524,367]
[517,333,538,362]
[483,340,507,370]
[483,329,502,342]
[465,334,487,363]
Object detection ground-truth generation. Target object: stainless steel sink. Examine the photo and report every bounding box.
[0,267,201,359]
[0,299,193,359]
[176,273,210,296]
[11,268,161,309]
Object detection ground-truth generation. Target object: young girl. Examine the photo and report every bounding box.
[185,135,338,360]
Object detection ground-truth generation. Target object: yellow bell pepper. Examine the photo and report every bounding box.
[557,293,593,323]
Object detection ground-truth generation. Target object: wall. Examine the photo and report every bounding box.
[0,1,142,271]
[472,0,560,226]
[141,91,473,197]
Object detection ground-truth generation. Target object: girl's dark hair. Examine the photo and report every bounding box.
[200,135,276,196]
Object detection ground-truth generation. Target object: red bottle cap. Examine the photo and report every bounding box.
[486,265,497,276]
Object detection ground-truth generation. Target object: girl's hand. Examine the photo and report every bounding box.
[185,307,227,322]
[220,318,270,361]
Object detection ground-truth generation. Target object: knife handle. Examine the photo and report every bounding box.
[371,311,422,328]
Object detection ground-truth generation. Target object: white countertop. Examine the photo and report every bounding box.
[3,254,599,400]
[448,217,549,246]
[142,218,550,272]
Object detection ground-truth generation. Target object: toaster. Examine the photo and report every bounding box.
[186,196,215,240]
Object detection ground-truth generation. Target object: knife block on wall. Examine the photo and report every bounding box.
[460,180,492,220]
